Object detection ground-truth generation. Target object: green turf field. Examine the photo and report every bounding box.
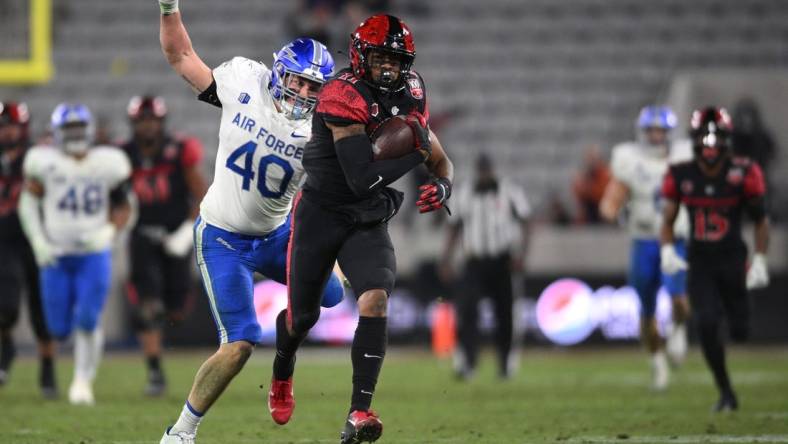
[0,346,787,444]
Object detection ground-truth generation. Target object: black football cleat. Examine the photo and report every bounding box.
[712,390,739,412]
[340,410,383,444]
[40,366,59,400]
[145,369,167,397]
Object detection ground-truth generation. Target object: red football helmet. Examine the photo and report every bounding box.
[0,101,31,150]
[690,106,733,167]
[127,95,167,120]
[349,14,416,91]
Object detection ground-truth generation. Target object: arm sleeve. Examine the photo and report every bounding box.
[180,137,204,167]
[109,179,131,207]
[335,133,423,198]
[662,168,679,201]
[316,80,370,126]
[197,80,221,108]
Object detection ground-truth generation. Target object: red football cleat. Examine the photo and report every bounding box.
[268,377,295,425]
[340,410,383,444]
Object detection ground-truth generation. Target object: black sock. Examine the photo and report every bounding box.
[698,320,732,393]
[147,356,162,373]
[350,316,387,413]
[0,335,15,371]
[40,356,55,386]
[273,310,306,380]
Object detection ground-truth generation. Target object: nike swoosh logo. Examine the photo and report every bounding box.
[368,176,383,189]
[363,353,382,359]
[291,131,307,138]
[361,390,374,395]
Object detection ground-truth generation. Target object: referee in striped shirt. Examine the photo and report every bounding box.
[440,153,531,380]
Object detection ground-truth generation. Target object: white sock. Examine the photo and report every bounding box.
[87,328,104,382]
[171,401,203,435]
[74,330,91,382]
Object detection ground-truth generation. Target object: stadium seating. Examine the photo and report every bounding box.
[1,0,786,205]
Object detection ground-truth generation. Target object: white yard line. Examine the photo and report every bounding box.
[567,435,788,444]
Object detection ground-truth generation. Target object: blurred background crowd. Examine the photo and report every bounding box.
[1,0,787,350]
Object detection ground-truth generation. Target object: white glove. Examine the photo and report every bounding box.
[746,253,769,290]
[163,220,195,257]
[660,244,688,275]
[79,225,117,251]
[30,239,59,267]
[159,0,179,15]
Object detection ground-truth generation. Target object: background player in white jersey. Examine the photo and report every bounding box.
[600,105,692,390]
[156,1,342,442]
[18,103,132,405]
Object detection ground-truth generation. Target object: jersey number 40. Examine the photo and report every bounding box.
[226,141,294,200]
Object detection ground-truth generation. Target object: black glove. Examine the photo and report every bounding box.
[417,177,452,214]
[404,111,431,160]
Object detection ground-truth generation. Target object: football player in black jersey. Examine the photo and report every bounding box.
[660,106,770,412]
[267,14,454,443]
[122,95,207,396]
[0,101,57,398]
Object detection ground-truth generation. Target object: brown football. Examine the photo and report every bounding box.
[369,116,416,161]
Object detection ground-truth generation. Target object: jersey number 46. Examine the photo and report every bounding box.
[226,141,294,200]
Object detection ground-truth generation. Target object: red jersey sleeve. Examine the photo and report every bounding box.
[316,80,369,125]
[743,162,766,198]
[180,137,204,168]
[662,168,679,200]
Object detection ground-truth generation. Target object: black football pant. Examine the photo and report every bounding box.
[0,240,51,341]
[286,192,396,334]
[688,254,749,394]
[127,229,193,331]
[456,253,514,377]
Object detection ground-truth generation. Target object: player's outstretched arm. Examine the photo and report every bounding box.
[159,1,213,92]
[599,179,628,223]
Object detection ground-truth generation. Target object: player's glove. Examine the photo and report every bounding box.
[30,239,59,267]
[417,177,452,214]
[660,243,688,275]
[163,219,195,257]
[158,0,179,15]
[79,224,117,251]
[746,253,769,290]
[404,111,431,160]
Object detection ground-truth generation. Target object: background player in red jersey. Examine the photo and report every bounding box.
[660,106,770,412]
[0,101,58,398]
[268,14,454,443]
[122,95,207,396]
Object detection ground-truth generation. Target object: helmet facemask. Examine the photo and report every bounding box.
[363,48,413,92]
[693,123,730,168]
[271,67,323,120]
[58,121,93,156]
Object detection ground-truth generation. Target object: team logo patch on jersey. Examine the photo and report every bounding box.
[727,167,743,185]
[391,106,400,115]
[681,180,693,195]
[407,78,423,99]
[370,103,379,118]
[238,92,251,104]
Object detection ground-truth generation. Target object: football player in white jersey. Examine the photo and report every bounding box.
[600,105,692,390]
[18,103,132,405]
[156,1,342,442]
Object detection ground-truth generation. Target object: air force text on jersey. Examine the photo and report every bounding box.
[231,112,304,160]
